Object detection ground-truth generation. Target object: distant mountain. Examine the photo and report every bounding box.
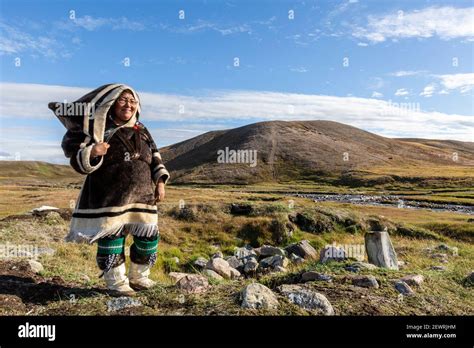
[159,120,474,184]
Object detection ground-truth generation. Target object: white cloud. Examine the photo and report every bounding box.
[390,70,426,77]
[353,6,474,43]
[420,84,436,97]
[63,16,146,31]
[395,88,409,96]
[357,42,368,47]
[0,82,473,164]
[0,22,65,58]
[435,73,474,94]
[371,91,383,98]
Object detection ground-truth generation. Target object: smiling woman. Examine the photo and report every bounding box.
[51,84,170,296]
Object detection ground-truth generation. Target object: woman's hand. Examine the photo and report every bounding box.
[154,178,166,203]
[91,142,110,158]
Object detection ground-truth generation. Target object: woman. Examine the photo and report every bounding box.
[58,84,169,296]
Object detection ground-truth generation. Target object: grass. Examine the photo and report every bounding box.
[0,181,472,315]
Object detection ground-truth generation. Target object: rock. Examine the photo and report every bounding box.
[243,259,259,274]
[168,272,188,284]
[397,260,406,268]
[400,274,424,287]
[278,284,334,315]
[240,283,279,310]
[176,274,209,294]
[212,252,224,259]
[284,240,318,260]
[259,255,289,269]
[171,257,180,264]
[394,281,414,296]
[289,253,305,264]
[345,262,378,272]
[256,245,286,257]
[301,272,332,282]
[365,231,399,270]
[193,257,208,269]
[234,246,257,259]
[430,265,446,271]
[107,297,142,312]
[31,206,59,216]
[351,275,379,288]
[27,260,43,274]
[435,244,458,256]
[206,258,232,279]
[431,253,448,259]
[226,256,243,270]
[319,245,348,263]
[229,267,241,279]
[202,269,224,281]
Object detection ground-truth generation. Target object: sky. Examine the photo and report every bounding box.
[0,0,473,164]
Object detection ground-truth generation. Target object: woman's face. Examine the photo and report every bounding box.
[113,91,137,123]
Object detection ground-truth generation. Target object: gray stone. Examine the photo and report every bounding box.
[234,246,257,259]
[259,255,289,269]
[176,274,209,294]
[193,257,208,269]
[27,260,43,274]
[319,245,348,263]
[278,284,334,315]
[351,275,379,288]
[400,274,424,287]
[394,281,414,296]
[365,231,399,270]
[284,240,318,260]
[202,269,224,281]
[243,259,259,274]
[240,283,279,310]
[107,297,142,312]
[206,258,232,279]
[289,253,305,264]
[168,272,188,284]
[301,272,332,282]
[226,256,243,270]
[257,245,286,257]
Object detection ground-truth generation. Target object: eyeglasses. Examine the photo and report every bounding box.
[117,97,138,106]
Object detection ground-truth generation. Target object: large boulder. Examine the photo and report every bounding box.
[240,283,279,310]
[365,231,399,270]
[206,258,232,279]
[277,284,334,315]
[284,240,318,260]
[234,246,257,259]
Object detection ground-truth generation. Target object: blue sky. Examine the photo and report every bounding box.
[0,0,473,163]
